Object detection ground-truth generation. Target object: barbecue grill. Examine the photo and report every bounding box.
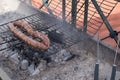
[0,0,119,52]
[0,10,89,66]
[0,0,120,80]
[0,12,86,52]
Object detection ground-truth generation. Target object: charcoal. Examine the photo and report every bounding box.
[48,30,63,44]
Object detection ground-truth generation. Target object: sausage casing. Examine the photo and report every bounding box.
[7,21,50,50]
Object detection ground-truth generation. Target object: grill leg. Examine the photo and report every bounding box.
[94,63,99,80]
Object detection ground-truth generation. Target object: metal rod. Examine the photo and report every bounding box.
[110,65,116,80]
[91,0,120,47]
[97,32,100,63]
[94,31,100,80]
[114,40,119,65]
[83,0,89,32]
[39,4,44,9]
[91,0,113,32]
[62,0,66,22]
[71,0,77,27]
[94,63,99,80]
[101,31,120,41]
[110,40,119,80]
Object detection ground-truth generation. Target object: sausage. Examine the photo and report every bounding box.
[7,21,50,50]
[13,21,34,35]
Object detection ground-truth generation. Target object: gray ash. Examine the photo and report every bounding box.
[8,35,64,65]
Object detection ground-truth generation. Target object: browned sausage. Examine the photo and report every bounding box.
[7,21,50,50]
[14,21,34,35]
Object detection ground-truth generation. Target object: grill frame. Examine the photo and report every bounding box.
[0,12,88,56]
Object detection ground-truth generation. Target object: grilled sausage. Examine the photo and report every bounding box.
[7,21,50,50]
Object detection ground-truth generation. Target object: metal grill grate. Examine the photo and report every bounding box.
[0,12,86,55]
